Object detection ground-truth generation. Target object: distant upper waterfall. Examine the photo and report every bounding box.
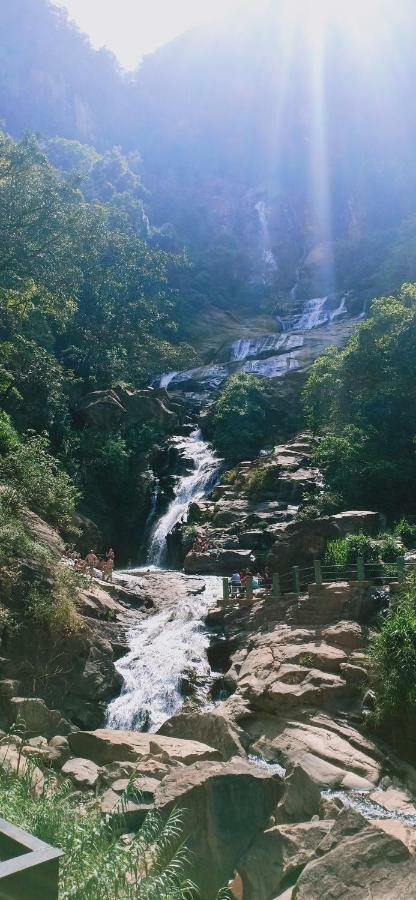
[255,200,277,272]
[147,429,220,567]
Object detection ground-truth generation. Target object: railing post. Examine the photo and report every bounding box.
[314,559,322,586]
[293,566,300,596]
[245,575,253,603]
[357,556,365,582]
[222,578,230,606]
[272,573,281,600]
[397,556,405,584]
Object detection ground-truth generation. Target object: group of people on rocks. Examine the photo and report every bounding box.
[229,565,272,597]
[65,546,115,582]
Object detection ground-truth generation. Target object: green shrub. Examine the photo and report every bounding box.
[370,570,416,726]
[245,465,278,498]
[25,564,82,637]
[325,533,379,566]
[0,434,79,528]
[212,373,270,463]
[377,533,402,562]
[0,762,197,899]
[0,411,19,456]
[394,518,416,549]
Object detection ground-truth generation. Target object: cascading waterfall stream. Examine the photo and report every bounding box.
[107,576,220,732]
[107,428,221,732]
[147,429,220,568]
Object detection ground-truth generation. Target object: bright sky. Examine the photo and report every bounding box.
[54,0,248,70]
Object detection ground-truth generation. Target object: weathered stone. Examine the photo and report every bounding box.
[293,824,416,899]
[322,621,368,651]
[252,720,380,790]
[268,518,341,573]
[369,788,416,818]
[68,729,221,766]
[158,711,246,759]
[329,511,380,537]
[61,757,102,789]
[281,763,323,821]
[154,758,284,898]
[7,697,71,739]
[184,548,254,575]
[100,788,151,828]
[239,820,334,900]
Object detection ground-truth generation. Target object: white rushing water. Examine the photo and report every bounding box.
[107,575,221,732]
[147,429,220,567]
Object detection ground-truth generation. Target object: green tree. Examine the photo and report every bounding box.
[304,284,416,513]
[213,373,270,462]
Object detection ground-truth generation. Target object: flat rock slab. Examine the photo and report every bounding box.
[61,757,101,788]
[68,728,221,765]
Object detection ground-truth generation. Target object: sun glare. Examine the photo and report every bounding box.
[279,0,390,48]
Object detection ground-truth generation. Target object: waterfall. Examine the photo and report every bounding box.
[143,476,160,544]
[107,575,221,732]
[229,333,303,363]
[147,429,220,567]
[255,200,277,271]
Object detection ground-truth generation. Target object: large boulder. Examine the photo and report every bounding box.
[239,820,334,900]
[154,758,284,898]
[7,698,72,739]
[184,548,254,575]
[158,711,246,759]
[292,824,416,899]
[268,518,341,573]
[68,728,221,766]
[329,511,381,537]
[251,718,382,790]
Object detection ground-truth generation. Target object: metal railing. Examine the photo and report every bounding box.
[222,556,407,605]
[0,817,63,898]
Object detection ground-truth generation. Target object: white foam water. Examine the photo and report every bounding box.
[106,575,221,732]
[147,429,220,567]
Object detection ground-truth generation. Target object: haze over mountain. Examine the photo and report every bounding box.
[2,0,416,314]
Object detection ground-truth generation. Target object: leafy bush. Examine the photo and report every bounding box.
[245,465,279,498]
[0,762,197,899]
[25,565,82,637]
[0,434,79,528]
[370,571,416,728]
[212,374,270,463]
[394,518,416,549]
[0,411,19,455]
[378,534,402,562]
[325,533,379,566]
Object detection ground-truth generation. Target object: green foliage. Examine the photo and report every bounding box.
[25,565,82,638]
[0,434,79,529]
[370,571,416,729]
[305,284,416,514]
[245,465,278,499]
[0,763,197,899]
[0,411,19,455]
[394,518,416,549]
[325,532,402,567]
[212,374,271,462]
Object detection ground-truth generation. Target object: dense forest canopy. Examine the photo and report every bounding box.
[0,129,196,553]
